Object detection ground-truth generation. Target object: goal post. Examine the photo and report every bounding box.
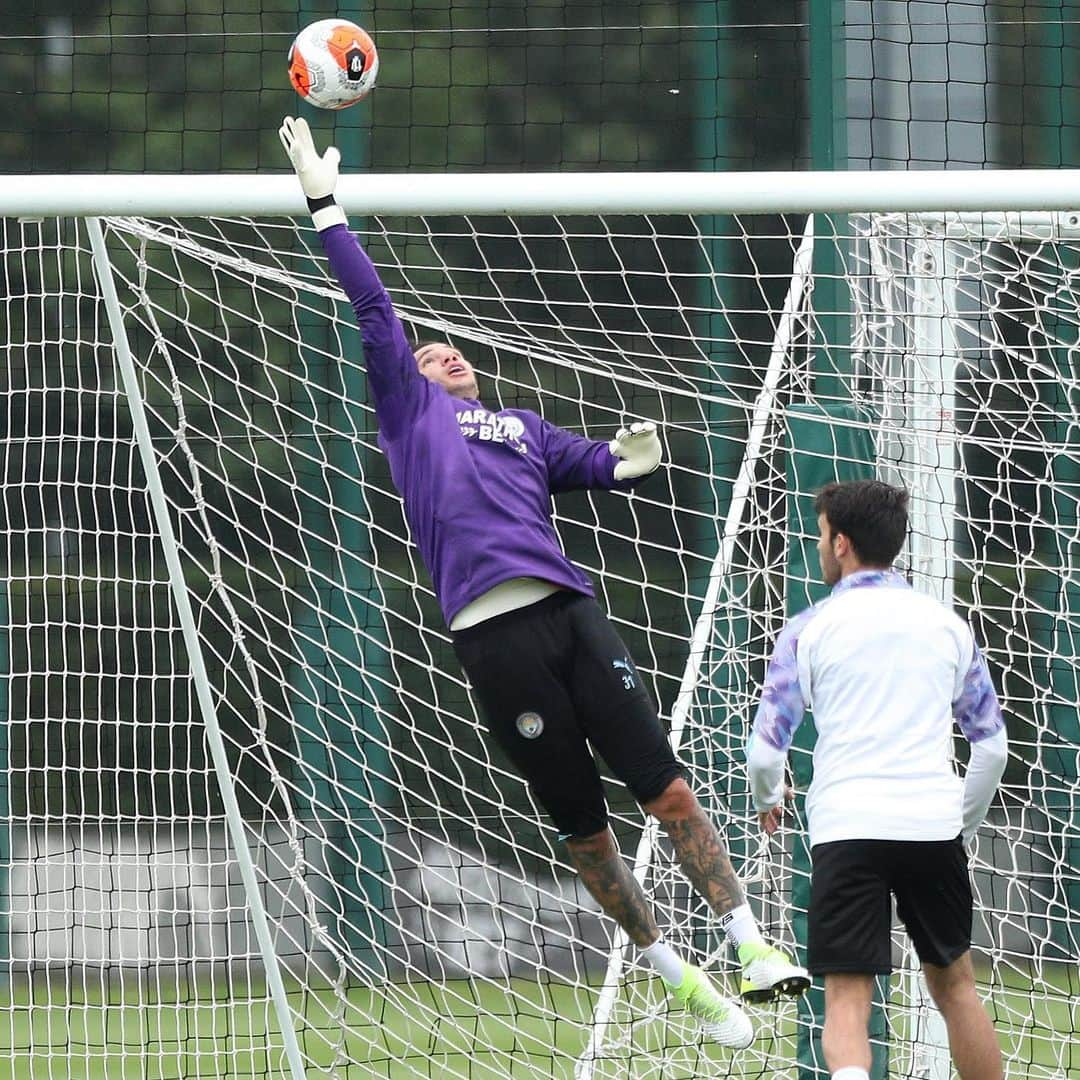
[2,172,1078,1079]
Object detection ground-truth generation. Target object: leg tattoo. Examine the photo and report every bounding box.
[566,829,660,948]
[665,801,745,916]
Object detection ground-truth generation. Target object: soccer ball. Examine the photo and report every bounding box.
[287,19,379,110]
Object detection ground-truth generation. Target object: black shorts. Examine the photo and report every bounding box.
[808,836,972,975]
[451,591,684,840]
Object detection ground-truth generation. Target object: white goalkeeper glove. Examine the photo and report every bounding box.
[278,116,347,231]
[609,421,662,481]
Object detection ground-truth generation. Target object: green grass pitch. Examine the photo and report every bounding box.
[0,965,1074,1079]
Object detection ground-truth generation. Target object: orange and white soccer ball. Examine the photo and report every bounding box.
[287,19,378,110]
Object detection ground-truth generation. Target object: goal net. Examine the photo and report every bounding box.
[1,178,1076,1079]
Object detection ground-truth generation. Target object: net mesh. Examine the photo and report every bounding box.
[0,207,1076,1078]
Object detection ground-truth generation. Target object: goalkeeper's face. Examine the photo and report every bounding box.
[415,343,480,400]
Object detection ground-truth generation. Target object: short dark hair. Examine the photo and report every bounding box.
[411,338,450,356]
[813,480,909,567]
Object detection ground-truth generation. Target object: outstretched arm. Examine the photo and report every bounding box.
[279,116,433,436]
[544,419,663,493]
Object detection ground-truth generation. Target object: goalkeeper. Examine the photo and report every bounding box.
[281,115,807,1049]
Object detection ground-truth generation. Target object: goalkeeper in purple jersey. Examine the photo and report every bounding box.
[281,116,807,1047]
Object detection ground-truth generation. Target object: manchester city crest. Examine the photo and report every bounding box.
[515,711,544,739]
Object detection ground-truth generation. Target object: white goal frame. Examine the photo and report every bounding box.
[4,170,1079,1079]
[7,169,1080,219]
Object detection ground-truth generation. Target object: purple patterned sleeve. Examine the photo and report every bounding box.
[953,644,1005,743]
[750,607,815,752]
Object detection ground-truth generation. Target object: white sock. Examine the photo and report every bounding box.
[832,1069,870,1080]
[719,903,764,951]
[640,939,685,986]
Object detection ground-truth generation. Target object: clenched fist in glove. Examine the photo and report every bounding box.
[609,421,663,481]
[279,116,347,231]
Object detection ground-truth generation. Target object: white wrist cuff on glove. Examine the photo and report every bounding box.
[312,204,348,231]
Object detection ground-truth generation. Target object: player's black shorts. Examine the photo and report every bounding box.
[451,591,684,840]
[807,836,972,975]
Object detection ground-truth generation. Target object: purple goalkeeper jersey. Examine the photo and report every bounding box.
[320,224,634,625]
